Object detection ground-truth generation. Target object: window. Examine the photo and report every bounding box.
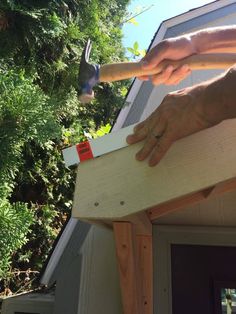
[221,288,236,314]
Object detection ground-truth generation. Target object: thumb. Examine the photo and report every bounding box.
[140,52,162,70]
[140,59,156,70]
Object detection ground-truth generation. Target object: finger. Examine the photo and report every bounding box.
[127,113,157,144]
[167,69,191,86]
[165,65,190,85]
[133,117,154,132]
[141,42,167,70]
[138,75,149,81]
[141,55,159,70]
[126,125,149,144]
[133,121,146,133]
[148,133,173,167]
[135,120,166,161]
[151,65,174,85]
[135,133,158,161]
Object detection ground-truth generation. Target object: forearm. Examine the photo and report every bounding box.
[189,26,236,53]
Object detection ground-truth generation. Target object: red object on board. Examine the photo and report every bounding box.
[76,141,94,162]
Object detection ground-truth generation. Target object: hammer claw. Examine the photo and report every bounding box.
[78,39,100,103]
[84,39,92,63]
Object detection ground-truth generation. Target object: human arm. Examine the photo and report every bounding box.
[141,25,236,85]
[127,65,236,166]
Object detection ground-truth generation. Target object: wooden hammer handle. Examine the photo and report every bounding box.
[99,53,236,82]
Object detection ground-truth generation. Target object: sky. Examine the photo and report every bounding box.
[122,0,214,53]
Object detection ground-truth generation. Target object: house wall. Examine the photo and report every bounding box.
[77,226,122,314]
[52,225,122,314]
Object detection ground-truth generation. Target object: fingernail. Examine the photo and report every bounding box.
[167,65,174,72]
[149,157,160,167]
[126,135,133,144]
[149,160,157,167]
[136,152,144,161]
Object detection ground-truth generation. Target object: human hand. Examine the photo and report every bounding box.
[140,36,197,85]
[126,86,213,167]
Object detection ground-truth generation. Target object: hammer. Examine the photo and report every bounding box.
[78,39,236,103]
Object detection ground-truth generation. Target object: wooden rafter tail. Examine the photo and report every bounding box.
[204,177,236,199]
[147,177,236,222]
[147,188,213,222]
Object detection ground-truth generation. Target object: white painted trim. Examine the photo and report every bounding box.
[126,79,143,104]
[62,145,80,168]
[153,225,236,314]
[149,24,168,49]
[112,79,142,132]
[113,24,168,132]
[40,218,78,286]
[163,0,236,29]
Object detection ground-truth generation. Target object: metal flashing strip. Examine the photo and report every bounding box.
[62,123,136,167]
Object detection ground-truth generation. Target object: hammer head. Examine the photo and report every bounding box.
[78,39,100,103]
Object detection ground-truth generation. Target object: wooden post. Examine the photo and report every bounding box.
[113,219,153,314]
[136,234,153,314]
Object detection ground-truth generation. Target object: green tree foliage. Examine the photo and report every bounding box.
[0,200,33,278]
[0,0,130,292]
[0,65,59,189]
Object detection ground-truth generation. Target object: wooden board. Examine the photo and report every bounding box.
[113,222,153,314]
[73,119,236,220]
[113,222,142,314]
[136,235,153,314]
[154,189,236,227]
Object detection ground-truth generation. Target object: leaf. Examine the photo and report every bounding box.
[128,18,138,26]
[139,49,146,57]
[127,47,135,54]
[133,41,139,51]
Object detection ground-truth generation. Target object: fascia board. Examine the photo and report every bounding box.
[163,0,236,29]
[112,80,142,132]
[72,119,236,221]
[40,218,78,286]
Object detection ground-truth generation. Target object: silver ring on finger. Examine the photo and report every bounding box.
[152,132,164,140]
